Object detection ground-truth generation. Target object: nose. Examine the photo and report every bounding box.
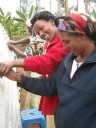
[39,31,44,39]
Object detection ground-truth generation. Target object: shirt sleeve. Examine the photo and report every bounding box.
[17,73,57,96]
[23,51,28,58]
[29,36,36,42]
[24,35,70,75]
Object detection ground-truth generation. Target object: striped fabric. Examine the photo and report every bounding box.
[58,13,96,41]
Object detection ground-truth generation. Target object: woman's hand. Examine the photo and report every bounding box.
[5,69,21,82]
[7,43,15,51]
[0,61,14,76]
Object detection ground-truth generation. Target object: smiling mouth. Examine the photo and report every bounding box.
[45,34,49,40]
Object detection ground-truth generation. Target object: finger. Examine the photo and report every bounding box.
[0,64,10,75]
[0,64,5,73]
[4,67,11,75]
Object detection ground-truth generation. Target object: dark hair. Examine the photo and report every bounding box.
[67,32,82,36]
[31,11,59,27]
[57,15,96,42]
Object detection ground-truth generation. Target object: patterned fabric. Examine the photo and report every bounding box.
[24,36,45,57]
[58,13,96,41]
[24,45,33,57]
[30,35,44,43]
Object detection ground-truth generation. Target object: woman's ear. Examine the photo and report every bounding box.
[80,33,86,40]
[49,19,55,26]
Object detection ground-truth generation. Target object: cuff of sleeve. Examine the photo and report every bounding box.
[17,74,25,88]
[24,58,28,70]
[24,57,34,71]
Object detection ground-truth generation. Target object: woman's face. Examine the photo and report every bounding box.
[33,19,56,42]
[58,31,87,56]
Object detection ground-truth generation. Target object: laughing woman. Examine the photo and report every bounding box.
[4,13,96,128]
[0,11,70,128]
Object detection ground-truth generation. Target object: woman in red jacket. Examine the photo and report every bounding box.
[0,11,70,127]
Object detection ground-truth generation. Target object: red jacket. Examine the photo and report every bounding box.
[24,34,70,115]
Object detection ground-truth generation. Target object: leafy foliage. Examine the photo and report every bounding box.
[92,9,96,19]
[0,4,35,40]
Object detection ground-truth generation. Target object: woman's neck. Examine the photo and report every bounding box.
[76,41,95,62]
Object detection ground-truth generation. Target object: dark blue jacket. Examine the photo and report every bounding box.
[18,48,96,128]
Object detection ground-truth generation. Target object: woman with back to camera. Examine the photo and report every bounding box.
[8,18,44,57]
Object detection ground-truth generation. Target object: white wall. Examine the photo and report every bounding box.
[0,24,21,128]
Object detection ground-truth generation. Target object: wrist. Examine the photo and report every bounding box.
[11,46,15,51]
[10,60,15,68]
[17,74,22,82]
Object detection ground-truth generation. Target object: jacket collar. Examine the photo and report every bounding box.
[64,48,96,75]
[84,48,96,63]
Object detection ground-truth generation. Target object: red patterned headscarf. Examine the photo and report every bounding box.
[58,13,96,41]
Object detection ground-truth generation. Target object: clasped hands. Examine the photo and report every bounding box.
[0,61,21,82]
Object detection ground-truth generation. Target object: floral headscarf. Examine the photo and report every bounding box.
[58,13,96,41]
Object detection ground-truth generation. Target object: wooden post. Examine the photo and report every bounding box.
[0,24,22,128]
[65,0,69,15]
